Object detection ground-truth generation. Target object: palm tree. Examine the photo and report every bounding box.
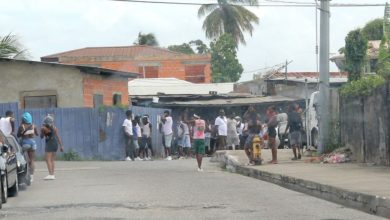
[133,32,159,46]
[198,0,259,46]
[0,33,26,58]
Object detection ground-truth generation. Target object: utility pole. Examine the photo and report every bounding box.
[318,0,331,153]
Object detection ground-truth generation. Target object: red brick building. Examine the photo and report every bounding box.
[41,46,212,83]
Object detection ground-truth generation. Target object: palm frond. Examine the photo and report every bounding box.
[198,4,219,18]
[203,9,225,40]
[0,33,22,59]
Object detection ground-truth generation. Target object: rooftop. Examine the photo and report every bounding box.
[0,58,140,78]
[41,45,210,61]
[128,78,234,95]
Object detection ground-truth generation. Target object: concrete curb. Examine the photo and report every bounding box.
[212,152,390,219]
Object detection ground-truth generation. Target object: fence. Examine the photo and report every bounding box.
[340,85,390,165]
[0,103,170,160]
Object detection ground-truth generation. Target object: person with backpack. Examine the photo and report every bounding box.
[285,103,303,160]
[17,112,39,182]
[41,115,64,180]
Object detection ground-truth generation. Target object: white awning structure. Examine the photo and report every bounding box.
[128,78,234,95]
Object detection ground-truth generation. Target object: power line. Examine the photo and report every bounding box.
[112,0,316,7]
[112,0,387,7]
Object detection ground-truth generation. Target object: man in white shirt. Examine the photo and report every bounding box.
[214,109,227,150]
[122,110,134,161]
[0,111,15,136]
[161,110,173,160]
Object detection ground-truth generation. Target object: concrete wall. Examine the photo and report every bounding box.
[340,85,390,165]
[0,60,84,108]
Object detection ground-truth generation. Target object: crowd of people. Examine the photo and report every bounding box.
[0,111,64,181]
[122,103,304,169]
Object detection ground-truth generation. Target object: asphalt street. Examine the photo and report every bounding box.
[0,158,386,220]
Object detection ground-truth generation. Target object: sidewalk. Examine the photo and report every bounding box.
[211,149,390,219]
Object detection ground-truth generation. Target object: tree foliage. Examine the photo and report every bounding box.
[344,29,368,81]
[168,40,210,55]
[133,32,159,46]
[210,34,243,82]
[189,40,210,54]
[168,43,195,54]
[198,0,259,46]
[361,18,384,40]
[0,33,26,59]
[340,75,386,98]
[377,37,390,80]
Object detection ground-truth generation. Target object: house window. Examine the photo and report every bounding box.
[138,66,159,78]
[24,95,57,109]
[113,94,122,105]
[185,65,205,83]
[93,94,103,108]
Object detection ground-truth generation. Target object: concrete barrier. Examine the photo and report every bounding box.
[211,150,390,219]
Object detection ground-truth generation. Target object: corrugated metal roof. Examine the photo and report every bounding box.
[154,95,300,107]
[128,78,234,95]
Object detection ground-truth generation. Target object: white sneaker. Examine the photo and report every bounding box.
[145,157,151,161]
[30,175,34,183]
[44,175,55,180]
[125,157,131,161]
[135,157,142,161]
[167,156,172,161]
[197,168,203,172]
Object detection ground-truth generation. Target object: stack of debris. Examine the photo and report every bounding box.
[322,147,352,164]
[304,147,353,164]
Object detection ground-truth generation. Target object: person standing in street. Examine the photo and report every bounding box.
[17,112,39,182]
[122,110,134,161]
[285,103,303,160]
[226,113,239,150]
[41,115,64,180]
[243,105,262,165]
[177,118,191,159]
[214,109,227,150]
[0,110,15,136]
[193,114,206,171]
[141,115,153,160]
[267,106,278,164]
[161,110,173,160]
[132,119,141,161]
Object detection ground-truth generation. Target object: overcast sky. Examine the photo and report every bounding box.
[0,0,386,81]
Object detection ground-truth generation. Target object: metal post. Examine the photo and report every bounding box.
[318,0,331,153]
[305,78,310,149]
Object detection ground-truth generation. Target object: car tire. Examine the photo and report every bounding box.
[1,174,7,203]
[8,175,18,197]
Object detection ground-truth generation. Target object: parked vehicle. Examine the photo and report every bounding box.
[6,135,31,186]
[0,130,19,206]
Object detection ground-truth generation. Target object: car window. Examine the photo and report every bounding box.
[6,137,19,153]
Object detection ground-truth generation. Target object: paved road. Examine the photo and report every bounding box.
[1,159,385,220]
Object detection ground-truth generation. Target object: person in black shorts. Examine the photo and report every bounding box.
[243,105,261,165]
[41,115,64,180]
[266,106,278,164]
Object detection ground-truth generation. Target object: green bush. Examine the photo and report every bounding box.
[60,149,81,161]
[340,75,386,98]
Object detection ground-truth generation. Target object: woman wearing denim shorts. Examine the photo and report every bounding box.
[17,112,39,182]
